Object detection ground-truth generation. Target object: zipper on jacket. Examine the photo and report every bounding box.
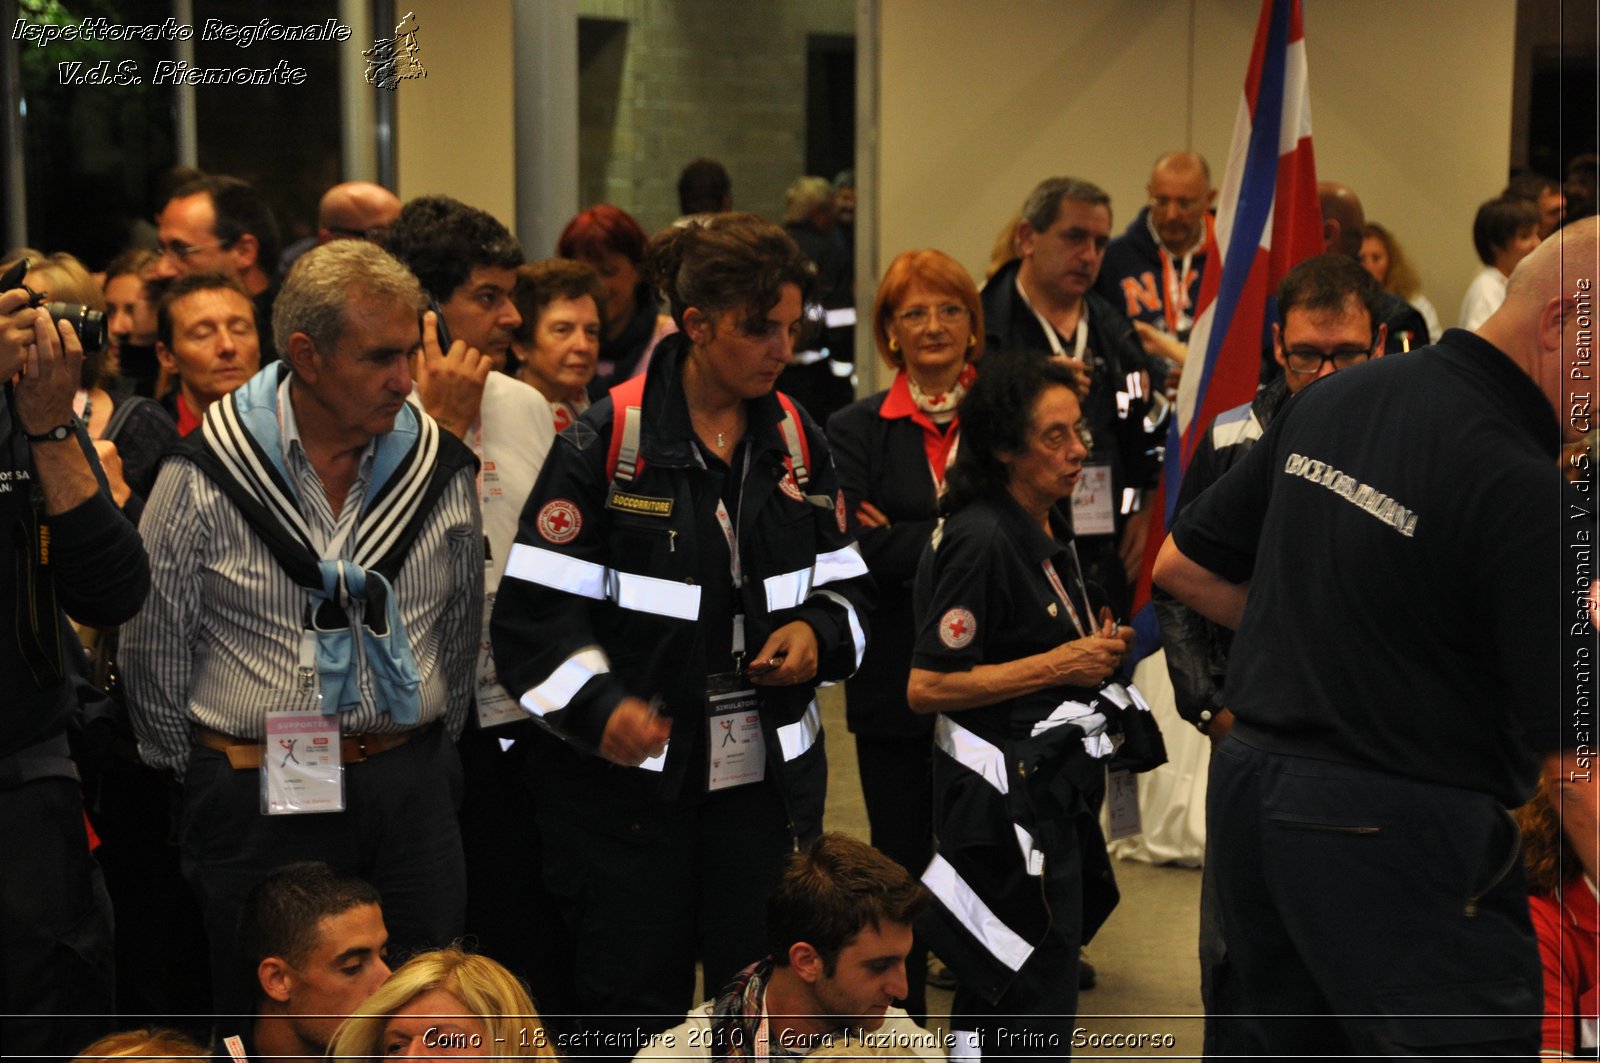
[668,529,677,553]
[1466,808,1521,917]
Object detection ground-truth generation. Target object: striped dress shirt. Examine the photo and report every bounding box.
[123,392,483,778]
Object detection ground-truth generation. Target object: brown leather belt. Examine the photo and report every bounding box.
[196,724,429,770]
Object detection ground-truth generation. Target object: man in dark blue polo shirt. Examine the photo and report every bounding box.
[1154,218,1596,1057]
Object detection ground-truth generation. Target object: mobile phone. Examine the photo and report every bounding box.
[425,296,452,350]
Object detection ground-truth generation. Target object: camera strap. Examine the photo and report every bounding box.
[6,384,66,689]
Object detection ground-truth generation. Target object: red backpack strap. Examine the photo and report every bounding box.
[606,374,650,483]
[774,391,812,487]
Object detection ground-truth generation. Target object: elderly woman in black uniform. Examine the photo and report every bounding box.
[908,355,1140,1057]
[825,248,983,1020]
[491,213,875,1051]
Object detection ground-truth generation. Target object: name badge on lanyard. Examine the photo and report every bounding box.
[1071,464,1116,536]
[475,588,524,730]
[705,677,766,791]
[262,705,344,815]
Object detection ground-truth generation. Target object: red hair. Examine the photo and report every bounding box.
[871,249,984,370]
[557,204,648,265]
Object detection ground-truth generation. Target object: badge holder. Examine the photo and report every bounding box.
[1070,464,1116,536]
[261,646,345,815]
[474,590,524,732]
[706,614,765,792]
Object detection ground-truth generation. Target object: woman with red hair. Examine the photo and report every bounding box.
[823,248,985,1021]
[557,203,676,393]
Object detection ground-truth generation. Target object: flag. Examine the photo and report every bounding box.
[1130,0,1322,630]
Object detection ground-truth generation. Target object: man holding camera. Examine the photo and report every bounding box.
[0,282,150,1057]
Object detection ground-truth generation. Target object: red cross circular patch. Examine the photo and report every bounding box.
[778,469,804,502]
[536,499,582,544]
[836,491,848,534]
[939,607,977,649]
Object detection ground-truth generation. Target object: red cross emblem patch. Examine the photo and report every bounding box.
[939,607,976,649]
[778,468,804,502]
[836,491,848,534]
[537,499,582,544]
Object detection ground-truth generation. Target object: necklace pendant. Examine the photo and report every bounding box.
[716,432,726,447]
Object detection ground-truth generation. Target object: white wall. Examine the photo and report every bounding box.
[875,0,1515,374]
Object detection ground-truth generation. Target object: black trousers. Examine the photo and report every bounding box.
[179,725,467,1018]
[855,732,933,1024]
[1208,733,1541,1060]
[0,774,115,1062]
[535,770,792,1062]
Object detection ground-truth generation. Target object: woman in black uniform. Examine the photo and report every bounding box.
[826,248,984,1020]
[908,354,1138,1057]
[491,212,875,1050]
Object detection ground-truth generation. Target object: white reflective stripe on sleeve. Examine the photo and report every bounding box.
[609,570,702,620]
[763,567,813,612]
[813,589,866,671]
[521,646,610,717]
[824,306,857,328]
[949,1029,982,1063]
[921,853,1035,973]
[813,542,870,586]
[936,715,1009,795]
[503,543,607,599]
[776,700,821,761]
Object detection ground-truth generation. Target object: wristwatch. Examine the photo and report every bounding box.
[24,423,73,443]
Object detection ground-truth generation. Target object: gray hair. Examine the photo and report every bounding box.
[272,239,425,358]
[1020,176,1112,234]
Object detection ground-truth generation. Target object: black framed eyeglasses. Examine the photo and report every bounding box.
[1283,337,1378,375]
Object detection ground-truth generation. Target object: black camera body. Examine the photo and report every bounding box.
[0,258,107,354]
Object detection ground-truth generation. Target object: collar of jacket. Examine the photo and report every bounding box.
[629,331,798,469]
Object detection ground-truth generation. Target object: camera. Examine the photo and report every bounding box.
[0,258,107,354]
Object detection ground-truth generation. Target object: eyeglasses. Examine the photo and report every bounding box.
[154,238,230,261]
[1283,339,1377,375]
[1037,420,1095,453]
[1150,195,1203,213]
[893,304,968,328]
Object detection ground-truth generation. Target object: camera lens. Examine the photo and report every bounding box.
[46,302,107,354]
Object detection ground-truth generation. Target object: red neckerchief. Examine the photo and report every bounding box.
[878,367,971,488]
[176,391,203,437]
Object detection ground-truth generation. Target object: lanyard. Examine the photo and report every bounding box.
[1041,544,1096,640]
[1158,246,1196,336]
[695,442,753,664]
[1016,276,1089,364]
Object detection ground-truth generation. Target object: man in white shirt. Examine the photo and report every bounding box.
[1459,194,1541,330]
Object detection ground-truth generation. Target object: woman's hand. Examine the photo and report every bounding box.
[855,500,890,528]
[748,620,819,687]
[598,696,671,767]
[1044,635,1128,687]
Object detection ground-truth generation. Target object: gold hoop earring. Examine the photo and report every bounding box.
[967,334,977,349]
[888,339,899,352]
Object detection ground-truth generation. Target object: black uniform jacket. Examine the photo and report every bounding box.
[490,335,876,834]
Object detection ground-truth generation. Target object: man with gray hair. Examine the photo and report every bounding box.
[125,239,482,1015]
[982,175,1164,623]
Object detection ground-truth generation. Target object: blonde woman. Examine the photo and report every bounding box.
[1358,222,1442,344]
[329,948,557,1061]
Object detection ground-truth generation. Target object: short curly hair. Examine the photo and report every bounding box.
[383,195,523,302]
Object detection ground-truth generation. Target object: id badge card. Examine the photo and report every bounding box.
[1106,767,1142,840]
[474,590,523,730]
[1071,463,1116,536]
[706,673,766,792]
[262,709,344,815]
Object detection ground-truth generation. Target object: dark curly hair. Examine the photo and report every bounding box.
[383,194,523,302]
[942,353,1078,515]
[643,212,814,332]
[1516,781,1583,896]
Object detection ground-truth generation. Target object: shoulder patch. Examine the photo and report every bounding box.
[537,499,582,544]
[835,491,848,534]
[778,468,804,502]
[558,421,598,452]
[939,607,977,650]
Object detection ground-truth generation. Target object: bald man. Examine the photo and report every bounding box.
[1097,151,1215,344]
[318,181,402,245]
[1154,218,1597,1058]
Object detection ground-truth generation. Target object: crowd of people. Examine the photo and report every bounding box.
[0,144,1594,1063]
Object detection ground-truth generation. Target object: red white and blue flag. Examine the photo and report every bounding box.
[1132,0,1322,620]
